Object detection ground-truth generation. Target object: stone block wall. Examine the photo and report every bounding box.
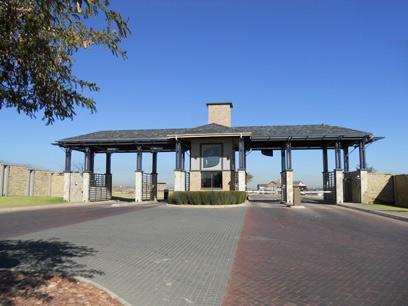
[190,171,201,191]
[0,162,64,197]
[393,175,408,208]
[33,170,50,196]
[7,165,29,196]
[364,173,394,204]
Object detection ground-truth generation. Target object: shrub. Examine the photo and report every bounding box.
[168,191,247,205]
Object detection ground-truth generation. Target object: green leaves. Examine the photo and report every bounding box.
[0,0,130,124]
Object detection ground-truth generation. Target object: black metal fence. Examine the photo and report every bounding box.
[323,171,336,203]
[89,173,112,202]
[142,173,153,201]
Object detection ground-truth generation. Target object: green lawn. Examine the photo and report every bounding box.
[0,196,65,208]
[363,203,408,212]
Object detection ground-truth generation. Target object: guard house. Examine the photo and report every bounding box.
[56,102,380,204]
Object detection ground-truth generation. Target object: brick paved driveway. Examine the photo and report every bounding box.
[3,205,245,305]
[223,201,408,305]
[2,201,408,305]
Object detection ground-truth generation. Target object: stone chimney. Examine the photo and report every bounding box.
[207,102,233,127]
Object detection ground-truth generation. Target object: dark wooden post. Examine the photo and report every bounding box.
[65,148,72,172]
[281,148,286,172]
[175,140,182,170]
[286,142,292,170]
[84,148,91,173]
[90,151,95,173]
[239,137,245,170]
[105,153,111,175]
[359,141,366,170]
[136,150,143,171]
[322,147,328,173]
[152,152,157,174]
[335,141,342,170]
[343,146,349,172]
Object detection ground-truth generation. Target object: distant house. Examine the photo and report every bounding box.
[293,180,307,191]
[257,180,281,193]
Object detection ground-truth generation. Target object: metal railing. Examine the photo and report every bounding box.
[142,173,153,201]
[89,173,112,201]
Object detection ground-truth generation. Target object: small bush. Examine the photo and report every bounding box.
[168,191,247,205]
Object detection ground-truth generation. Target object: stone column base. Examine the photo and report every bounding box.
[281,170,293,204]
[63,172,71,202]
[82,172,90,202]
[174,170,186,192]
[135,171,143,202]
[335,169,344,204]
[238,170,246,191]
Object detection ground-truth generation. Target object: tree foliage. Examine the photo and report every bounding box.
[0,0,130,124]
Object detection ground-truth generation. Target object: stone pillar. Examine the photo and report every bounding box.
[174,170,186,191]
[322,147,329,201]
[334,169,344,204]
[135,171,143,202]
[359,169,368,203]
[3,165,9,197]
[63,172,71,202]
[0,164,4,197]
[135,151,143,202]
[82,172,90,202]
[238,170,246,191]
[27,169,35,197]
[284,170,294,204]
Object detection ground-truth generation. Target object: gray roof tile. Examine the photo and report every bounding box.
[58,123,372,143]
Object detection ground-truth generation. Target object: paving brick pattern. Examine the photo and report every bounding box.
[223,202,408,305]
[13,205,245,305]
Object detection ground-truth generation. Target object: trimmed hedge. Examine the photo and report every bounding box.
[168,191,247,205]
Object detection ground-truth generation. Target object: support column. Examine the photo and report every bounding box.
[65,148,72,172]
[28,169,35,197]
[151,152,158,200]
[105,153,111,175]
[82,172,90,202]
[174,140,186,191]
[334,169,344,204]
[238,137,246,191]
[359,140,366,170]
[343,146,349,173]
[280,148,286,203]
[135,151,143,202]
[359,169,368,203]
[281,142,293,204]
[335,141,342,170]
[84,148,91,173]
[90,151,95,173]
[322,147,329,202]
[0,164,4,197]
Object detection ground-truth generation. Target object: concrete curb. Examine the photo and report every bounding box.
[165,202,249,208]
[74,276,131,306]
[337,203,408,223]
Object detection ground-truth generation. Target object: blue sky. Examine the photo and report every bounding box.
[1,0,407,188]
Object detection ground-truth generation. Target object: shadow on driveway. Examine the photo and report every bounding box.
[0,239,103,304]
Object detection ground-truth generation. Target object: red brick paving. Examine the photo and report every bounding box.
[223,203,408,305]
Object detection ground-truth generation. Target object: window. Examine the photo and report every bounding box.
[201,144,222,170]
[201,171,223,189]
